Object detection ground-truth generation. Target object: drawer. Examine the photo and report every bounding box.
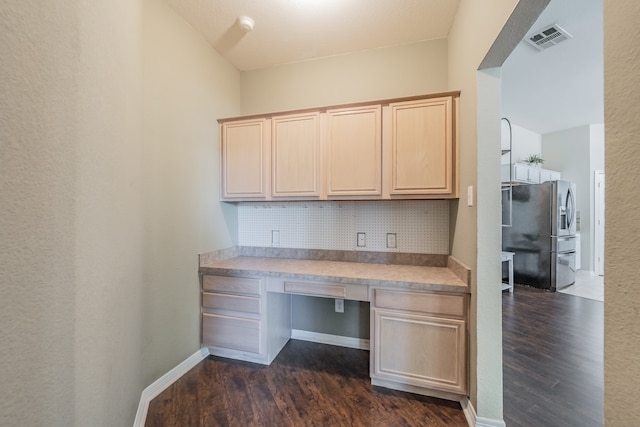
[284,281,346,298]
[373,289,465,318]
[202,313,261,354]
[202,275,261,296]
[202,292,261,314]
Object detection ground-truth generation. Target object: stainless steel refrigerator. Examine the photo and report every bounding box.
[502,180,577,291]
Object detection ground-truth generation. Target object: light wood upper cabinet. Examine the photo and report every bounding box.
[218,92,459,201]
[220,118,270,199]
[271,112,321,198]
[325,105,382,197]
[385,96,457,197]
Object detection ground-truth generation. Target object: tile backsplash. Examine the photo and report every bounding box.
[238,200,449,254]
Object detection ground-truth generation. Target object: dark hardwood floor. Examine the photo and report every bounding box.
[146,286,603,427]
[503,285,603,427]
[145,340,467,427]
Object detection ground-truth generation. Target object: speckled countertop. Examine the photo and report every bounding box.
[199,248,470,293]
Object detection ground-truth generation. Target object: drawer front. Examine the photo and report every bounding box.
[284,281,346,298]
[202,313,261,354]
[202,292,261,314]
[373,289,465,318]
[267,278,369,301]
[202,275,261,296]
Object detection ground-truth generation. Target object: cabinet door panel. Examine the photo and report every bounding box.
[326,105,381,196]
[221,119,269,199]
[514,164,529,182]
[389,98,453,195]
[272,113,321,197]
[373,310,466,394]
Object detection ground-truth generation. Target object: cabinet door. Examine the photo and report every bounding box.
[387,97,454,196]
[527,166,541,183]
[373,309,467,395]
[220,118,269,199]
[539,169,552,182]
[272,112,321,198]
[326,105,381,196]
[513,163,529,182]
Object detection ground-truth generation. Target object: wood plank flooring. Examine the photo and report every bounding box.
[502,285,603,426]
[146,285,603,426]
[144,340,467,427]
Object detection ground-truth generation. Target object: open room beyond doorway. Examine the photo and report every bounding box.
[501,0,605,297]
[477,0,605,425]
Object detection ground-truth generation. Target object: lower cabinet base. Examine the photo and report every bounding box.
[371,377,465,402]
[206,338,289,366]
[206,345,273,365]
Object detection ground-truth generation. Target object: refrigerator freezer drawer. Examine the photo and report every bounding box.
[552,251,576,290]
[552,235,577,253]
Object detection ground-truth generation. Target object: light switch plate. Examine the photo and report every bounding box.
[467,185,473,207]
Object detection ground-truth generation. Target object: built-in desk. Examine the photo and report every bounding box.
[199,248,471,401]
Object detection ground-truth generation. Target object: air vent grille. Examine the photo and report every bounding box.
[526,25,572,51]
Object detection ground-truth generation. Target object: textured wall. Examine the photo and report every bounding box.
[1,0,145,424]
[1,1,81,424]
[447,0,520,420]
[240,39,448,115]
[603,0,640,424]
[140,0,241,389]
[0,0,241,425]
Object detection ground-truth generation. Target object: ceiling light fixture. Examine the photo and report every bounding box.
[237,16,255,33]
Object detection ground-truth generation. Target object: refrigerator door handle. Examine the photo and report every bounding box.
[566,186,575,230]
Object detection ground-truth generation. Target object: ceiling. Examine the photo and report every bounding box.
[166,0,460,71]
[167,0,603,136]
[501,0,604,134]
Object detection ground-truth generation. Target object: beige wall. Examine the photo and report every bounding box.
[603,0,640,424]
[140,0,240,387]
[2,0,84,424]
[1,0,240,425]
[240,39,448,115]
[447,0,519,420]
[238,39,450,341]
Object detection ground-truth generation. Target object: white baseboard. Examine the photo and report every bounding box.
[291,329,370,350]
[460,397,506,427]
[133,347,210,427]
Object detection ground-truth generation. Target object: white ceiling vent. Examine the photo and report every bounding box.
[526,25,572,51]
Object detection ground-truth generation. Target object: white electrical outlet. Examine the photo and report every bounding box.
[386,233,397,248]
[335,298,344,313]
[356,232,366,247]
[271,230,280,247]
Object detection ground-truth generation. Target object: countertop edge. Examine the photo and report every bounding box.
[199,251,470,294]
[201,267,468,293]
